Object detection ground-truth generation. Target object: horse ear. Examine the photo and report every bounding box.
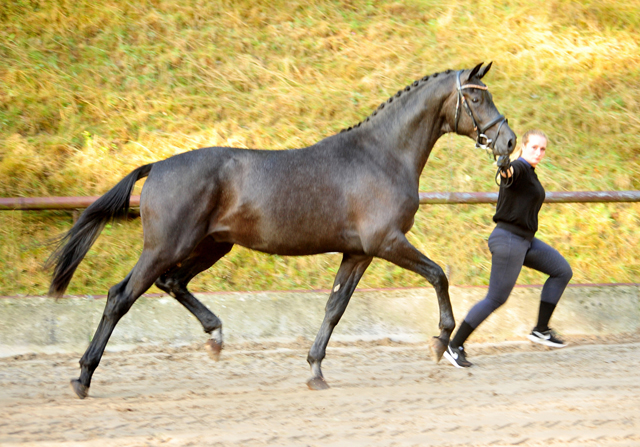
[467,62,484,81]
[478,61,493,79]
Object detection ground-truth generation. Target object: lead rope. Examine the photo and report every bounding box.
[495,155,513,188]
[449,133,454,192]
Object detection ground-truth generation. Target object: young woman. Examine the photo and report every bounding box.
[444,130,573,368]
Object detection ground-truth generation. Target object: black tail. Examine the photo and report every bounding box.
[46,164,153,298]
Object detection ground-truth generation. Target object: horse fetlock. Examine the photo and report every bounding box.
[211,327,223,344]
[440,317,456,333]
[307,354,323,376]
[306,361,329,390]
[203,317,223,335]
[79,354,99,373]
[306,346,326,367]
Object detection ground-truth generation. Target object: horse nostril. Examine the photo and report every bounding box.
[507,138,514,150]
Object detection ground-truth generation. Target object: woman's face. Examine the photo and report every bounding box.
[521,134,547,168]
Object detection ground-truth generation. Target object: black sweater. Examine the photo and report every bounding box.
[492,159,545,241]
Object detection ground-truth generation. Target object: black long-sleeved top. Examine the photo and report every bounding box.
[492,158,545,241]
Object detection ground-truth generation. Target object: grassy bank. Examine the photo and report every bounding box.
[1,0,639,295]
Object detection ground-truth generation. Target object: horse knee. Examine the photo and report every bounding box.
[430,266,449,290]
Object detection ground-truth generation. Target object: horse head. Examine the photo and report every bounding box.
[445,62,516,161]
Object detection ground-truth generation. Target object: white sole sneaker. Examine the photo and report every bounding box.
[527,333,566,348]
[443,350,464,368]
[443,346,472,368]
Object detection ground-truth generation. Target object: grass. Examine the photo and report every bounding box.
[0,0,639,295]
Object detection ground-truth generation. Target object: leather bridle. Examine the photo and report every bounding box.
[454,70,508,153]
[454,70,513,187]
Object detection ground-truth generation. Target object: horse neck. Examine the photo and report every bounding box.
[355,74,454,183]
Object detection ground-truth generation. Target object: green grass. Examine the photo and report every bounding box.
[0,0,639,295]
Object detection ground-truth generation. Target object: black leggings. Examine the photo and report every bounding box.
[464,226,573,329]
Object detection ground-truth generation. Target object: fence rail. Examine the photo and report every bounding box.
[0,191,639,211]
[417,190,640,205]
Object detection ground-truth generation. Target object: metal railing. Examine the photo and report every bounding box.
[417,190,640,205]
[0,191,639,211]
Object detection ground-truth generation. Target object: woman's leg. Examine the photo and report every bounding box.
[523,238,573,331]
[451,228,530,349]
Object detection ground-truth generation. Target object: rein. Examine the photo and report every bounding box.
[454,70,512,187]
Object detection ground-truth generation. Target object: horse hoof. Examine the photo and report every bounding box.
[429,336,447,363]
[205,339,223,361]
[307,377,330,391]
[70,379,89,399]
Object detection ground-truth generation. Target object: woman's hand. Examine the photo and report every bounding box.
[497,155,513,177]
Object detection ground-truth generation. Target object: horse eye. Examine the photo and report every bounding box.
[471,97,480,103]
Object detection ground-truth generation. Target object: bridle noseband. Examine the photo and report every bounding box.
[454,70,512,186]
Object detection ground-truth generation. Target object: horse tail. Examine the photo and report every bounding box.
[46,163,154,298]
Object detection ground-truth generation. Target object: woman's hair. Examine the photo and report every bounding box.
[510,129,549,160]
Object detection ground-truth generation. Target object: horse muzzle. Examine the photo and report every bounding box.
[485,120,516,158]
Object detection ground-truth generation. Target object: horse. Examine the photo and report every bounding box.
[47,62,516,399]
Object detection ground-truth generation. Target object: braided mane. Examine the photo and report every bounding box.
[340,69,454,133]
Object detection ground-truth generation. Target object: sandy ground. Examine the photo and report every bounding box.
[1,336,639,447]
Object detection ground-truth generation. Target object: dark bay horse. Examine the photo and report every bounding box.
[47,62,516,398]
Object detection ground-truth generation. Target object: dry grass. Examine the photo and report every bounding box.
[0,0,638,295]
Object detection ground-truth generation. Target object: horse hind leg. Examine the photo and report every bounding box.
[155,239,233,361]
[307,254,372,390]
[71,248,175,399]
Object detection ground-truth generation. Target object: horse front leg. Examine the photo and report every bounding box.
[307,254,372,390]
[373,231,455,362]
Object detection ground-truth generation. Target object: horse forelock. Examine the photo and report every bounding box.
[340,69,455,133]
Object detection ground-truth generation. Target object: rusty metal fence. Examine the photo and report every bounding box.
[1,191,639,211]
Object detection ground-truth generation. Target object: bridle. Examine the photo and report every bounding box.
[454,70,508,152]
[454,70,512,186]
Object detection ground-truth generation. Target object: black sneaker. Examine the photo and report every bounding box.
[527,328,566,348]
[443,344,472,368]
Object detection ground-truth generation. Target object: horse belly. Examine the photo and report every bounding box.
[267,222,361,256]
[214,209,361,256]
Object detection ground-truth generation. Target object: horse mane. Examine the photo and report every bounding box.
[340,69,455,133]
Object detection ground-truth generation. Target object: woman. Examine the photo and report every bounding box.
[444,129,573,368]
